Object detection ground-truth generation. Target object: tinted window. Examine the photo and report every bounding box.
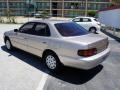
[19,22,35,33]
[72,18,80,22]
[55,22,89,37]
[34,23,50,36]
[82,18,91,22]
[79,18,91,22]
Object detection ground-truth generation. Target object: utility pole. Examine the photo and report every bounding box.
[6,0,9,13]
[33,0,36,14]
[28,0,30,21]
[85,0,88,16]
[62,0,64,17]
[50,0,52,17]
[109,0,112,6]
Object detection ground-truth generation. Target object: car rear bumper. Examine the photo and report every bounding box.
[59,47,110,70]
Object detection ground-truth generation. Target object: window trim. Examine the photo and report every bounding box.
[18,22,51,37]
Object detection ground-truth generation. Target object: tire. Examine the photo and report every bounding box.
[44,52,62,72]
[89,27,97,33]
[5,38,13,50]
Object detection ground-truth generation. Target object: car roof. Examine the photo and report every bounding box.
[74,16,95,19]
[29,19,71,24]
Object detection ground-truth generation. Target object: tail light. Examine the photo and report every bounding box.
[78,48,97,57]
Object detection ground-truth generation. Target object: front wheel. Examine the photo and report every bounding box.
[5,39,13,50]
[44,52,62,72]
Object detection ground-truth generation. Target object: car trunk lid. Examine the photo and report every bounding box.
[65,34,108,54]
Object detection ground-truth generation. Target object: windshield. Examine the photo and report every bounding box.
[55,22,89,37]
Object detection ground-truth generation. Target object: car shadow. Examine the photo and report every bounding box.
[1,46,103,85]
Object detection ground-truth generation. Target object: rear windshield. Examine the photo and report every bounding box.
[55,22,89,37]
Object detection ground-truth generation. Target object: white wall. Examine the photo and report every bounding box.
[98,9,120,29]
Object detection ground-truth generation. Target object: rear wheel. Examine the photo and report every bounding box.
[44,52,62,72]
[89,27,97,33]
[5,39,13,50]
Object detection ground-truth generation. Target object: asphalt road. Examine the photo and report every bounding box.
[0,24,120,90]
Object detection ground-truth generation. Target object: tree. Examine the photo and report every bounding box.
[4,9,16,23]
[88,11,97,17]
[112,0,120,3]
[40,10,50,19]
[0,17,4,23]
[111,0,120,5]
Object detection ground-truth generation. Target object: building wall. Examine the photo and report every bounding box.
[0,0,111,17]
[99,8,120,29]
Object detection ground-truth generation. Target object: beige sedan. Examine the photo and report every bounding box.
[4,20,110,72]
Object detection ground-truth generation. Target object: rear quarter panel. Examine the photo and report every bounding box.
[51,39,87,60]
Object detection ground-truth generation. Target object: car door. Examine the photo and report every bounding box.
[73,18,92,30]
[26,22,51,57]
[12,22,35,51]
[79,18,92,30]
[72,18,86,28]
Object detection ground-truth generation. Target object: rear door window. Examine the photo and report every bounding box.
[82,18,91,22]
[34,23,50,36]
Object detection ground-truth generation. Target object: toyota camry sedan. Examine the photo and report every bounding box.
[4,20,110,71]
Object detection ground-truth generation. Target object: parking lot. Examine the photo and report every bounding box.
[0,24,120,90]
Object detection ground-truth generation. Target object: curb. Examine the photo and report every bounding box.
[101,29,120,42]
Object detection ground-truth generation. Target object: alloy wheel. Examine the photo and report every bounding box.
[46,55,57,70]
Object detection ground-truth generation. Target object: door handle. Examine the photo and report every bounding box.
[24,37,27,39]
[42,42,47,44]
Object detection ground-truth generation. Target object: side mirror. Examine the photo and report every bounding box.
[14,29,18,32]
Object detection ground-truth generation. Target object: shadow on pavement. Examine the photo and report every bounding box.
[1,45,103,85]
